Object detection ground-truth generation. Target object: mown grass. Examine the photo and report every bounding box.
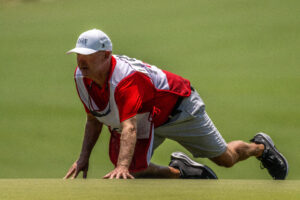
[0,179,300,200]
[0,0,299,179]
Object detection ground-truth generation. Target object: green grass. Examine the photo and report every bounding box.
[0,179,300,200]
[0,0,299,180]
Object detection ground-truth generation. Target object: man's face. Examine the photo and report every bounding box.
[76,51,108,79]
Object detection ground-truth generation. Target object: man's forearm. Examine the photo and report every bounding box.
[103,116,138,179]
[117,120,137,168]
[79,115,103,159]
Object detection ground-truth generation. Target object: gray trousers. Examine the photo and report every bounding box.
[153,89,227,158]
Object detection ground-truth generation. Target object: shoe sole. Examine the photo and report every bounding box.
[255,132,289,179]
[170,152,218,179]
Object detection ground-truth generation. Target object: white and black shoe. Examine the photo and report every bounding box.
[169,152,218,179]
[250,132,289,180]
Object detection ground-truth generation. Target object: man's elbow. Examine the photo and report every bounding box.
[121,116,137,135]
[123,125,137,135]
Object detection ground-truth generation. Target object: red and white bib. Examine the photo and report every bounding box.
[74,55,191,172]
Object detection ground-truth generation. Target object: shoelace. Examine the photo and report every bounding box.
[260,149,285,176]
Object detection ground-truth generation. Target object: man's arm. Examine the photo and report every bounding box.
[64,113,103,179]
[103,116,137,179]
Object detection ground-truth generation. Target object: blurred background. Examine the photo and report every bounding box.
[0,0,299,179]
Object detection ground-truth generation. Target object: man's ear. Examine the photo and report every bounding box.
[104,51,112,59]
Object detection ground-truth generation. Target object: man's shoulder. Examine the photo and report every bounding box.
[113,54,151,69]
[110,55,147,86]
[113,54,138,62]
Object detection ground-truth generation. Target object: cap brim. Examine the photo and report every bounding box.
[66,47,98,55]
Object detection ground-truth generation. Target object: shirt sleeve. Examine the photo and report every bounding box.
[115,72,155,122]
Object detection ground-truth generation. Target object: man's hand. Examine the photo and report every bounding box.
[64,113,102,180]
[63,158,89,179]
[103,165,134,179]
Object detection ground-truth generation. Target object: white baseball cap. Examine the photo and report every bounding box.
[67,29,112,55]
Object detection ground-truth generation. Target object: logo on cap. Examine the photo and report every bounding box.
[77,38,88,46]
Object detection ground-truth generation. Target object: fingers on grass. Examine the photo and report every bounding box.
[83,170,88,179]
[128,173,135,179]
[72,169,80,179]
[109,173,116,179]
[64,167,75,179]
[103,172,112,179]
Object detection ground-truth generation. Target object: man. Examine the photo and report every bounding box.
[64,29,288,180]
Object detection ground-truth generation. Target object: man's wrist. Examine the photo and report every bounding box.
[117,162,129,168]
[79,151,90,161]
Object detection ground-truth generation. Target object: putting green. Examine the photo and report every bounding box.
[1,179,300,200]
[0,0,299,180]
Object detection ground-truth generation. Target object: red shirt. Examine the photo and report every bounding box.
[115,72,179,127]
